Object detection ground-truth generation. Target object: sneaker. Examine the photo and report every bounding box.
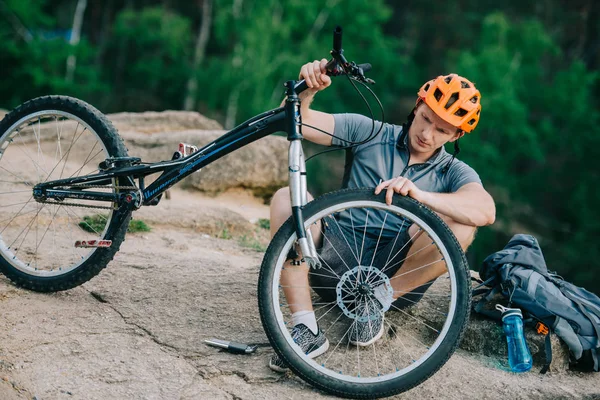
[349,297,385,347]
[269,324,329,373]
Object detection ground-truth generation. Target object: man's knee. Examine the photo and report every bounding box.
[409,212,477,252]
[443,218,477,251]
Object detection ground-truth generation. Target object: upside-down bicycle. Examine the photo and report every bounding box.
[0,27,470,399]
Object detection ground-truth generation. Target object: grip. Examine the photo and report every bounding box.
[333,26,342,52]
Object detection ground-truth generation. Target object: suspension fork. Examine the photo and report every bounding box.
[285,80,321,269]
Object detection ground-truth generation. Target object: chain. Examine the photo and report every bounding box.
[41,184,139,210]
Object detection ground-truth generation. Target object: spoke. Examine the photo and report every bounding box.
[386,317,433,351]
[383,220,406,272]
[280,285,340,290]
[10,204,45,255]
[358,210,370,266]
[388,293,448,317]
[384,319,416,366]
[63,206,101,236]
[388,258,445,282]
[307,270,344,280]
[0,207,37,226]
[379,227,423,275]
[0,165,33,187]
[0,190,32,195]
[331,216,359,264]
[49,123,86,182]
[64,207,79,264]
[0,197,34,234]
[315,302,340,324]
[323,319,357,369]
[365,212,389,285]
[69,144,102,178]
[320,231,354,275]
[388,303,440,334]
[32,204,63,260]
[35,116,51,175]
[366,298,381,376]
[14,128,50,180]
[315,252,342,279]
[348,209,360,261]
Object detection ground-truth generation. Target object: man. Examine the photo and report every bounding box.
[269,59,496,372]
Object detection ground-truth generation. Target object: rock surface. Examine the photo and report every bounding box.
[1,189,599,400]
[119,129,288,200]
[108,110,223,133]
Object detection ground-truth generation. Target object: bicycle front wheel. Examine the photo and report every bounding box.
[0,96,131,292]
[258,188,470,399]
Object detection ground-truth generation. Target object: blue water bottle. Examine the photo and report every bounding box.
[496,304,533,372]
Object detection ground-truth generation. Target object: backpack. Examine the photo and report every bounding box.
[473,234,600,373]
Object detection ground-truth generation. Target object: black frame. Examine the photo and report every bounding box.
[33,105,289,206]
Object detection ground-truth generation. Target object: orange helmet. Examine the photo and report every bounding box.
[417,74,481,133]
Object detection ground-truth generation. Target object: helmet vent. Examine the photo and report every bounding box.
[445,92,460,109]
[454,108,468,117]
[434,88,443,102]
[444,76,452,84]
[424,83,430,92]
[476,109,481,115]
[468,118,476,125]
[461,81,470,89]
[470,96,478,103]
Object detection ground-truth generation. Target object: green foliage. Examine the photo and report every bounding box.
[105,7,192,111]
[79,215,151,233]
[79,215,107,233]
[127,219,152,233]
[238,234,267,252]
[218,227,233,239]
[257,218,270,230]
[453,13,600,287]
[0,1,598,292]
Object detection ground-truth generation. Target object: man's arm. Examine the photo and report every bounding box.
[280,59,335,146]
[375,179,495,227]
[417,183,495,226]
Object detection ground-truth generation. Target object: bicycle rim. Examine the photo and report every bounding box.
[0,111,115,277]
[263,193,469,396]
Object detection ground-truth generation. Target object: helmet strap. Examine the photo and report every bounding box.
[442,139,461,174]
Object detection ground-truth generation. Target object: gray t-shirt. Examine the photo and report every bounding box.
[330,113,482,240]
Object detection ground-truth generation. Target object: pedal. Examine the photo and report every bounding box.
[75,240,112,248]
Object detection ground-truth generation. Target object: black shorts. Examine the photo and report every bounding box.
[309,216,432,308]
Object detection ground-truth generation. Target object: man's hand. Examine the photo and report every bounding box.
[299,59,332,95]
[374,177,428,205]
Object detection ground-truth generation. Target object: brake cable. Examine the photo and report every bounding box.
[302,63,385,162]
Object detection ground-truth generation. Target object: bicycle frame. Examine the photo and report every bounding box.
[33,79,321,266]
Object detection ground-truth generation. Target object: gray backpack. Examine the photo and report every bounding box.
[474,234,600,372]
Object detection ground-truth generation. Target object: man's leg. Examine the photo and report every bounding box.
[389,214,477,300]
[270,187,321,314]
[269,187,330,372]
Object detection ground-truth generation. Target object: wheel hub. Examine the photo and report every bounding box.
[336,265,393,322]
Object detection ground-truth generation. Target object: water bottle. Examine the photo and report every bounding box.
[496,304,533,372]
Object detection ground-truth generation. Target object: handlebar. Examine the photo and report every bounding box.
[293,26,374,94]
[333,26,343,53]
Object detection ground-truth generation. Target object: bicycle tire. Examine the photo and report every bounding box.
[258,188,470,398]
[0,95,131,292]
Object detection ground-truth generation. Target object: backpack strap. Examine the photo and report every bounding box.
[540,332,552,374]
[558,287,600,346]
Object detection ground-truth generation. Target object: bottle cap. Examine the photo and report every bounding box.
[495,304,523,320]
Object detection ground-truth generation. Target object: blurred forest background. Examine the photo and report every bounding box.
[0,0,598,293]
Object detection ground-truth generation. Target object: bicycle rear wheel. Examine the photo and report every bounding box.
[0,96,131,292]
[258,188,470,398]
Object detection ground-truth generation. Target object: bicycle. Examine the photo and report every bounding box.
[0,27,470,399]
